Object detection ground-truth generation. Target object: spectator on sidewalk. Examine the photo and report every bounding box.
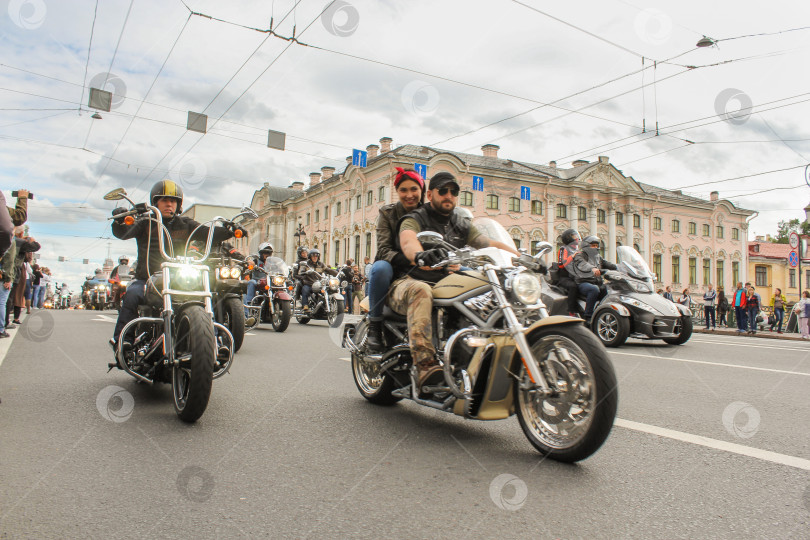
[663,286,674,301]
[769,288,787,334]
[732,282,748,333]
[745,285,762,335]
[363,256,372,296]
[0,192,13,257]
[717,286,729,328]
[0,234,17,337]
[793,290,810,339]
[351,263,363,310]
[703,284,716,330]
[677,288,691,307]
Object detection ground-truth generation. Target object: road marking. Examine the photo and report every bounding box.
[339,357,350,362]
[612,351,810,376]
[92,314,117,323]
[690,338,809,352]
[615,418,810,471]
[0,313,30,368]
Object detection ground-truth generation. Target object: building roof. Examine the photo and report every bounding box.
[748,241,792,259]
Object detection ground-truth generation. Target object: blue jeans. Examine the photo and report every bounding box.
[343,283,354,314]
[31,284,40,307]
[24,279,32,300]
[0,285,11,332]
[577,282,600,318]
[302,284,313,308]
[735,306,747,331]
[367,260,393,319]
[36,286,46,308]
[772,307,784,332]
[704,306,715,329]
[113,279,146,342]
[747,307,759,331]
[245,279,258,316]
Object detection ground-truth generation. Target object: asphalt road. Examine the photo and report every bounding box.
[1,309,809,539]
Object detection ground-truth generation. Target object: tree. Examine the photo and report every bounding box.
[774,218,810,243]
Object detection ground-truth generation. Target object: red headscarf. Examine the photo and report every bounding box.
[394,167,425,191]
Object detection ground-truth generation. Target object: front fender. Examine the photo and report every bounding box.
[597,302,631,318]
[274,290,292,301]
[524,315,583,341]
[675,303,692,316]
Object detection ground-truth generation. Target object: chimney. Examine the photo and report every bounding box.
[481,144,499,158]
[321,166,335,180]
[309,172,321,186]
[598,156,609,164]
[366,144,379,159]
[380,137,393,153]
[548,161,557,168]
[290,181,304,190]
[710,191,719,201]
[572,159,589,167]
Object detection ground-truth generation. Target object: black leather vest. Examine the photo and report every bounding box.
[394,205,471,282]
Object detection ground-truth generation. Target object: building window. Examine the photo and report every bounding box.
[531,241,541,256]
[716,260,724,288]
[689,257,697,284]
[336,201,341,216]
[324,205,329,220]
[460,191,473,207]
[732,261,740,284]
[378,186,385,202]
[512,235,521,249]
[556,204,567,219]
[789,269,796,288]
[306,212,311,226]
[689,222,697,235]
[653,216,662,230]
[672,255,681,284]
[633,214,641,228]
[597,209,606,223]
[354,235,360,263]
[355,194,361,210]
[334,240,340,266]
[365,232,372,259]
[702,224,710,237]
[531,200,543,215]
[315,209,320,222]
[717,225,724,239]
[616,212,624,226]
[634,243,641,253]
[732,228,739,240]
[367,191,373,206]
[703,259,711,285]
[578,206,587,221]
[806,270,810,287]
[755,265,768,287]
[486,194,499,210]
[671,220,680,233]
[653,254,662,280]
[509,197,520,212]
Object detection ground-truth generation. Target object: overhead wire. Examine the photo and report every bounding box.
[78,0,100,113]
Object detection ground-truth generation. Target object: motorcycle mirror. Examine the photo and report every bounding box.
[103,188,127,201]
[533,241,553,257]
[416,231,444,246]
[240,206,259,220]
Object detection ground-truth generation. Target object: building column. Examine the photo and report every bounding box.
[588,201,598,236]
[607,202,618,263]
[545,195,556,245]
[569,197,581,234]
[642,209,652,263]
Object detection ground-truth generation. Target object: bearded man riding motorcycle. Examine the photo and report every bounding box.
[109,180,245,353]
[299,248,336,312]
[391,172,520,397]
[569,235,617,322]
[244,242,274,325]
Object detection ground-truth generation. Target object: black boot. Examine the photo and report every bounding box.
[365,318,383,353]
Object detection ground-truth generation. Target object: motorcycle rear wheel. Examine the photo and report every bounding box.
[172,305,216,423]
[350,320,401,405]
[271,299,291,332]
[514,324,617,463]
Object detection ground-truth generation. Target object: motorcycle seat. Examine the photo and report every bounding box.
[383,305,408,323]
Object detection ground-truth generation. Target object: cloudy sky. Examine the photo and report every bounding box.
[1,0,809,289]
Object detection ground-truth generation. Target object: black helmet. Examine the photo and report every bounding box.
[561,228,579,245]
[583,235,601,246]
[258,242,274,257]
[118,256,129,265]
[149,180,184,213]
[308,248,320,258]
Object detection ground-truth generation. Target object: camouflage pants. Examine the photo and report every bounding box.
[387,277,434,365]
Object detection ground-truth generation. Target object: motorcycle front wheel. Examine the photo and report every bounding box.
[271,299,291,332]
[172,305,216,423]
[514,324,617,463]
[663,315,693,345]
[327,299,345,328]
[222,296,245,352]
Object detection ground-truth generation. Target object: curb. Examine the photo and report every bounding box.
[694,327,807,342]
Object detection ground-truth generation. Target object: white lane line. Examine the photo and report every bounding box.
[339,357,350,362]
[612,351,810,376]
[92,314,117,323]
[615,418,810,471]
[689,338,809,352]
[0,313,29,368]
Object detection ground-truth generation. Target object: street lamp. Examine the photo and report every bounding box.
[293,220,306,247]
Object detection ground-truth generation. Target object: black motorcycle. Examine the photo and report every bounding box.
[104,187,256,422]
[244,256,293,333]
[544,245,692,347]
[294,269,345,327]
[207,242,252,353]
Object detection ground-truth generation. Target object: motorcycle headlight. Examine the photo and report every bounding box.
[628,280,653,294]
[172,265,203,291]
[272,275,285,287]
[230,267,241,279]
[328,278,340,290]
[219,266,230,279]
[619,296,662,315]
[511,272,541,305]
[312,281,323,293]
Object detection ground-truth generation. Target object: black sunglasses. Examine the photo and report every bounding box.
[437,186,460,197]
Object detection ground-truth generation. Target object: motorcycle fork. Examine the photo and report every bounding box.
[485,267,552,394]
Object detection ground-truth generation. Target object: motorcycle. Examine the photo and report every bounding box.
[207,243,251,352]
[295,269,345,328]
[244,256,293,333]
[56,289,71,309]
[343,218,617,462]
[103,187,257,422]
[91,283,110,310]
[544,246,692,347]
[109,272,133,311]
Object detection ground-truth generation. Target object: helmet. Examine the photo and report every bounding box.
[149,180,184,213]
[561,228,579,245]
[118,256,129,265]
[583,235,601,246]
[298,246,308,258]
[308,248,320,259]
[258,242,274,257]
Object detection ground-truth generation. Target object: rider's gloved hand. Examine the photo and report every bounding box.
[111,207,128,224]
[415,247,449,267]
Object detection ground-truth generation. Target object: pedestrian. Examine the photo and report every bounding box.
[663,286,674,301]
[0,234,17,337]
[656,288,663,296]
[703,284,716,330]
[342,259,355,314]
[37,267,50,308]
[6,228,39,328]
[769,287,786,334]
[732,281,748,333]
[351,264,363,311]
[746,285,762,334]
[363,256,372,297]
[717,286,729,328]
[677,288,691,307]
[793,290,810,339]
[30,264,42,311]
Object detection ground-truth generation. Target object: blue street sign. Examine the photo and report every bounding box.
[472,175,484,191]
[520,186,530,200]
[352,149,367,167]
[414,163,427,179]
[789,251,799,267]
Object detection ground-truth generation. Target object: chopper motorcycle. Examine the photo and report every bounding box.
[294,269,345,328]
[343,218,617,462]
[103,187,256,422]
[544,246,692,348]
[205,242,252,352]
[244,256,293,332]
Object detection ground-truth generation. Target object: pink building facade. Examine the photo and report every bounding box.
[234,138,754,292]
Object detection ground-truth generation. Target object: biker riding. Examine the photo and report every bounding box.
[299,248,336,312]
[244,242,274,325]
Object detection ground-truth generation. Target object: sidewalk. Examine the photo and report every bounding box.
[694,325,808,342]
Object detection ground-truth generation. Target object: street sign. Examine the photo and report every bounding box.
[472,176,484,191]
[789,231,799,249]
[352,149,367,167]
[414,163,427,179]
[789,251,799,267]
[520,186,530,200]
